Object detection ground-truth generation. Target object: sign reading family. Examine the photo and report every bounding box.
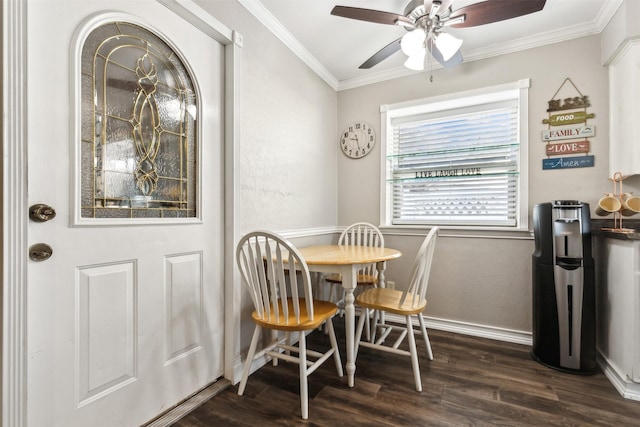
[541,78,595,170]
[415,168,481,179]
[542,125,595,141]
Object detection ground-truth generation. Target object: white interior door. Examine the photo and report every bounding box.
[25,1,225,425]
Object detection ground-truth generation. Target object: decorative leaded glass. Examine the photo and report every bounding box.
[81,22,197,218]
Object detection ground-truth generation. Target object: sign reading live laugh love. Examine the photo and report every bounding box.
[542,78,595,170]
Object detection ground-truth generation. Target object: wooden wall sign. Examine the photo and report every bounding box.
[541,78,595,170]
[542,125,595,141]
[542,112,595,126]
[543,155,595,170]
[545,140,590,156]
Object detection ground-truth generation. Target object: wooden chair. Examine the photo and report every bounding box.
[236,231,343,419]
[321,222,384,337]
[354,227,438,392]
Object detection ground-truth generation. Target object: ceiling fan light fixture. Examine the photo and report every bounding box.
[404,49,426,71]
[435,32,463,61]
[400,28,426,56]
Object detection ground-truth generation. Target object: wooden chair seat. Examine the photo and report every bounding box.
[356,287,427,316]
[252,298,338,331]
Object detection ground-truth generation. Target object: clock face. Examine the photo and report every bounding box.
[340,122,376,159]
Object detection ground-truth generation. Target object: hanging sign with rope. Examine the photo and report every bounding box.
[541,78,596,170]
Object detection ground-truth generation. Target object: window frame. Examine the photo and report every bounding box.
[379,79,530,233]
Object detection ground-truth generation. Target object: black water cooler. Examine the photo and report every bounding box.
[531,200,597,374]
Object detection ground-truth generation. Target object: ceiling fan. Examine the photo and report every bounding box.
[331,0,547,71]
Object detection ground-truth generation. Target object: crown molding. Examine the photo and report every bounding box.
[236,0,339,90]
[595,0,624,32]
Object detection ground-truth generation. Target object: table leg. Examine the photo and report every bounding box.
[342,266,357,387]
[376,261,387,341]
[376,260,387,288]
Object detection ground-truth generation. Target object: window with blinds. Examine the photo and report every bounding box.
[382,80,529,229]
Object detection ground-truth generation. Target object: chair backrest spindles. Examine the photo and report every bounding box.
[237,231,314,326]
[339,222,384,248]
[338,222,384,279]
[400,227,438,309]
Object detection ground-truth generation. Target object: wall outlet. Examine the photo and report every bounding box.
[387,281,395,289]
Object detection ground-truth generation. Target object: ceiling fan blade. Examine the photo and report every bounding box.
[331,6,414,26]
[427,38,463,68]
[359,38,402,69]
[448,0,546,28]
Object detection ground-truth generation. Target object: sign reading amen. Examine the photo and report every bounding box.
[416,168,481,178]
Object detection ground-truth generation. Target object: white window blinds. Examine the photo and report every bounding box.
[387,98,521,227]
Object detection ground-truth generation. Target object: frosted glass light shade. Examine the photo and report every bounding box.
[401,29,426,56]
[404,49,426,71]
[435,32,463,61]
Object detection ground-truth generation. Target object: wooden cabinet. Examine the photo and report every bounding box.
[594,235,640,400]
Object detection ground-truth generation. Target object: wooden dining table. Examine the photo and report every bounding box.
[297,244,402,387]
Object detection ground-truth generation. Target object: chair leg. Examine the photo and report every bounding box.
[417,313,433,360]
[298,331,309,420]
[406,315,422,392]
[354,307,368,358]
[363,308,371,342]
[323,281,339,333]
[284,331,293,360]
[273,330,282,365]
[238,325,261,396]
[370,309,379,343]
[325,317,344,377]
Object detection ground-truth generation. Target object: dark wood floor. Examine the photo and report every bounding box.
[172,318,640,426]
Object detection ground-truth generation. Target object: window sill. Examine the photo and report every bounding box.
[378,225,534,240]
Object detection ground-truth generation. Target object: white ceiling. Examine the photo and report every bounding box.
[237,0,621,90]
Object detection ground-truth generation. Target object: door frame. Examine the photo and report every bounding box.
[1,1,242,425]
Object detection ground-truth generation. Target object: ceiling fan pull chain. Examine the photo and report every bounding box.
[428,37,433,82]
[429,55,433,82]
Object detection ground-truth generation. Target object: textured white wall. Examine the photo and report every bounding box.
[196,1,338,234]
[337,35,610,333]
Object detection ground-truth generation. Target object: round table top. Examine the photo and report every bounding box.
[297,245,401,265]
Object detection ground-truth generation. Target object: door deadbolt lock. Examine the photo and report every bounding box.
[29,243,53,261]
[29,204,56,222]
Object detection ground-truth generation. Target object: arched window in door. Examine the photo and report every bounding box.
[80,21,197,219]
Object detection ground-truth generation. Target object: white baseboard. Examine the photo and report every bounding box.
[597,354,640,401]
[385,313,533,346]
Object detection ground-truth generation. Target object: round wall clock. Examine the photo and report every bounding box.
[340,122,376,159]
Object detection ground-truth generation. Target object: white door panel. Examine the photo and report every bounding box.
[25,1,225,425]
